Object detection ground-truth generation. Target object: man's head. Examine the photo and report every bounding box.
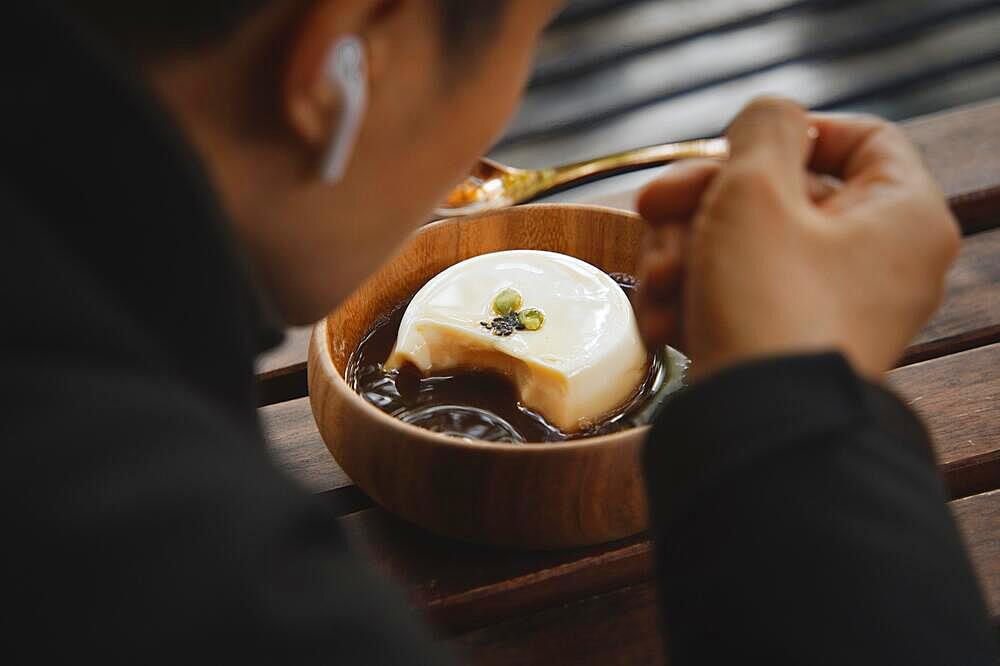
[66,0,564,324]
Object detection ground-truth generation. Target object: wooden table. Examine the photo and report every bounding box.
[257,100,1000,664]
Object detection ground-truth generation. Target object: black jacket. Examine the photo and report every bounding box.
[2,4,996,664]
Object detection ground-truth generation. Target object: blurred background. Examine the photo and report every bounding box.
[492,0,1000,172]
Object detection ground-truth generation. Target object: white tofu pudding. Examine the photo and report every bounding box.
[347,251,688,443]
[384,251,649,432]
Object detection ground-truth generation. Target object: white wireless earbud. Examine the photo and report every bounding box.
[321,35,367,182]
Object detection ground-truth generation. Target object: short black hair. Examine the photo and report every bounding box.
[63,0,505,58]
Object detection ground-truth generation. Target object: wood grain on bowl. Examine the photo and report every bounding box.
[308,205,653,548]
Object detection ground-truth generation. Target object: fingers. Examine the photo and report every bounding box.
[638,100,842,227]
[637,160,722,225]
[806,173,841,203]
[637,224,686,350]
[808,112,923,183]
[726,97,814,187]
[642,224,684,299]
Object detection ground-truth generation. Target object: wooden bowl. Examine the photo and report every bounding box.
[308,204,652,549]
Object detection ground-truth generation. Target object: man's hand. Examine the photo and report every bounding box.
[636,98,960,381]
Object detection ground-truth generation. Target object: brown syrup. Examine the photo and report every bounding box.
[346,274,688,443]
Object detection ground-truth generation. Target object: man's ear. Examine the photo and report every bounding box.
[282,0,396,149]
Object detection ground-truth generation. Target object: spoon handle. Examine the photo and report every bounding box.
[549,137,730,189]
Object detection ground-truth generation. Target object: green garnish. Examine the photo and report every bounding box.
[518,308,545,331]
[481,290,544,336]
[492,288,523,316]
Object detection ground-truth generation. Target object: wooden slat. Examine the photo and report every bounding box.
[902,226,1000,365]
[339,509,651,636]
[455,582,664,666]
[905,102,1000,235]
[257,327,311,374]
[257,344,1000,636]
[891,345,1000,498]
[260,396,350,494]
[451,489,1000,666]
[840,58,1000,130]
[257,222,1000,404]
[256,327,310,404]
[953,489,1000,630]
[263,397,349,493]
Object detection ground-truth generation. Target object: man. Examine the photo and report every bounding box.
[2,1,996,663]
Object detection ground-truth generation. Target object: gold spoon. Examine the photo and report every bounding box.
[435,137,730,218]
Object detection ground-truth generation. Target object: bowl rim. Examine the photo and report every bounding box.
[311,203,655,453]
